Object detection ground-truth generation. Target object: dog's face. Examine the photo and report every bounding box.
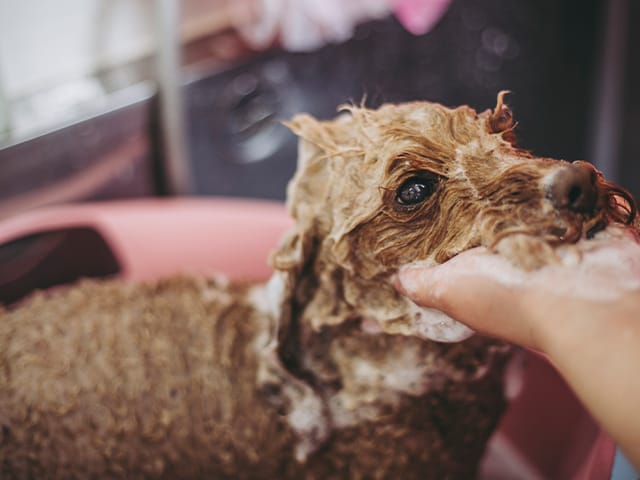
[273,94,637,342]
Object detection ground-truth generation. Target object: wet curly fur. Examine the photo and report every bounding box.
[0,93,637,479]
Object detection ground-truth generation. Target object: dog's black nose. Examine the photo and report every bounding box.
[547,162,598,213]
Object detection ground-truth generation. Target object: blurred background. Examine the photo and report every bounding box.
[1,4,637,475]
[0,0,638,216]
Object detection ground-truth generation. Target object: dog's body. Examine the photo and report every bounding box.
[1,94,637,478]
[0,277,507,479]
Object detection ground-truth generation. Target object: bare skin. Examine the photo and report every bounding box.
[395,239,640,471]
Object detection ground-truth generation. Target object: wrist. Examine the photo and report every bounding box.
[532,291,639,361]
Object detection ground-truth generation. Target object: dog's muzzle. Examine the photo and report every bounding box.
[546,162,598,214]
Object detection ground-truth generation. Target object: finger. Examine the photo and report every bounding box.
[396,263,507,325]
[393,265,440,307]
[396,252,540,348]
[395,247,509,310]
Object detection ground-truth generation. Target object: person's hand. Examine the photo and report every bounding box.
[394,229,640,470]
[395,231,640,354]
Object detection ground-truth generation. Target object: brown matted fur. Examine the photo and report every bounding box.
[0,93,637,479]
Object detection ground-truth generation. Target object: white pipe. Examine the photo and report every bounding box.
[156,0,193,194]
[0,68,10,139]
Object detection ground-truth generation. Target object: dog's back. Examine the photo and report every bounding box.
[0,277,297,478]
[0,276,507,479]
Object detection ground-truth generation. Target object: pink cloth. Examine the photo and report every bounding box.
[235,0,452,52]
[390,0,452,35]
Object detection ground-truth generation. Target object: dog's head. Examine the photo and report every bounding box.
[271,93,638,342]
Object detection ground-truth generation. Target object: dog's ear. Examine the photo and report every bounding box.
[271,110,385,332]
[283,111,382,262]
[281,113,353,220]
[270,113,361,334]
[271,114,333,273]
[487,90,517,146]
[273,112,368,271]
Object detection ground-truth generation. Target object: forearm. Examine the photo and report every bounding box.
[538,294,640,470]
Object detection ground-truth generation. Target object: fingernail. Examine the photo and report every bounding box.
[391,273,405,294]
[395,266,427,297]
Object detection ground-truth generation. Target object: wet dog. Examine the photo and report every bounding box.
[1,93,636,479]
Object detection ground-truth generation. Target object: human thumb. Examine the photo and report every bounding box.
[394,264,444,310]
[394,249,543,349]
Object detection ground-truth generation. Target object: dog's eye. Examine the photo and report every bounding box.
[396,176,436,206]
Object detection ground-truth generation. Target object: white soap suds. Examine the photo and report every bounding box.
[327,346,437,429]
[406,301,475,342]
[387,256,477,342]
[247,272,286,319]
[349,350,432,395]
[288,392,330,463]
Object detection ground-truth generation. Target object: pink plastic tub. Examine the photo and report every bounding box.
[0,198,616,479]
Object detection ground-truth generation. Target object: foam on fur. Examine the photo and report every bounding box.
[277,94,636,344]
